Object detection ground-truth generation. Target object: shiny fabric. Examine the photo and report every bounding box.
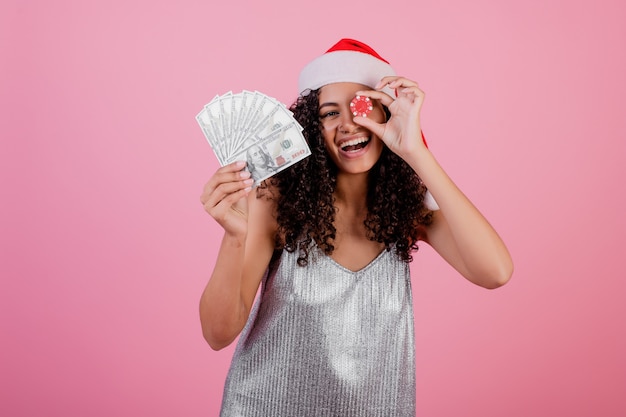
[219,245,416,417]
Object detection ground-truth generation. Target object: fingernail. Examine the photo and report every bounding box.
[235,160,246,168]
[240,171,251,178]
[243,178,254,185]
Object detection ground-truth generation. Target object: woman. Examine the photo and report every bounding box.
[200,39,513,416]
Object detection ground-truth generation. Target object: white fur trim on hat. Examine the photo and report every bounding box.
[423,190,440,211]
[298,50,396,96]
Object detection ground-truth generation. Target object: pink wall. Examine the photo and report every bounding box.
[2,0,625,416]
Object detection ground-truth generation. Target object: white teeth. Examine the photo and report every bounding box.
[340,137,369,150]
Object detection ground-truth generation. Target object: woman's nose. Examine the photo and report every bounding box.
[338,112,358,134]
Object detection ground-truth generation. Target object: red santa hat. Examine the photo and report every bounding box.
[298,38,396,96]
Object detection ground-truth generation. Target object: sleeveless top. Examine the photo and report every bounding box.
[219,245,416,417]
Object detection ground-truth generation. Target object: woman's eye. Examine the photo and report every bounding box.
[320,111,339,119]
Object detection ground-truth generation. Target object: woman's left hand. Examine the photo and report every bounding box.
[353,76,427,161]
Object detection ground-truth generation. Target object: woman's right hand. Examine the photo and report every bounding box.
[200,161,254,237]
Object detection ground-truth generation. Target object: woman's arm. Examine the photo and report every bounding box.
[355,76,513,288]
[199,162,278,350]
[410,149,513,288]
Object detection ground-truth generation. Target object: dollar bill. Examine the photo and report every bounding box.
[196,90,310,186]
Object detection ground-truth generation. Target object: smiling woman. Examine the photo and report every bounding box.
[198,38,513,416]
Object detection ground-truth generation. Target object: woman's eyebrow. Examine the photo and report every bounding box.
[318,102,338,110]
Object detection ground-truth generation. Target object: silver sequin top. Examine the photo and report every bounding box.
[219,245,416,417]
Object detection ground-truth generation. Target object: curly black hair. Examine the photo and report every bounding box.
[263,89,433,266]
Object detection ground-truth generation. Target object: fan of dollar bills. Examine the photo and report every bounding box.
[196,91,311,187]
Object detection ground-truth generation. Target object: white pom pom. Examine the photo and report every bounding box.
[424,190,439,211]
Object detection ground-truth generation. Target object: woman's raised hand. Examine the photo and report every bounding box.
[200,161,254,237]
[354,76,428,161]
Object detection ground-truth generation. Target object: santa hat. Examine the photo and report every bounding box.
[298,38,396,96]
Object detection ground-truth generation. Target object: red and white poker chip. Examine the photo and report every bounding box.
[350,95,373,117]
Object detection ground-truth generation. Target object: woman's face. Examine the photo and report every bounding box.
[317,82,385,175]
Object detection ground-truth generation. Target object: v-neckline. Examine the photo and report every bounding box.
[324,247,388,274]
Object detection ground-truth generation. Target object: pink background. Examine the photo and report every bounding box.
[2,0,625,416]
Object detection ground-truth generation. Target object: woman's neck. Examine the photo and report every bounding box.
[334,172,369,213]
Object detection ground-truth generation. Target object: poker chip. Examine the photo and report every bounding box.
[350,95,373,117]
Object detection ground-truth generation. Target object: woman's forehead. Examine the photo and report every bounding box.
[318,82,372,99]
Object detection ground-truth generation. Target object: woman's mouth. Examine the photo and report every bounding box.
[340,136,370,153]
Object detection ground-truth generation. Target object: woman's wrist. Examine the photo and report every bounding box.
[404,146,435,178]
